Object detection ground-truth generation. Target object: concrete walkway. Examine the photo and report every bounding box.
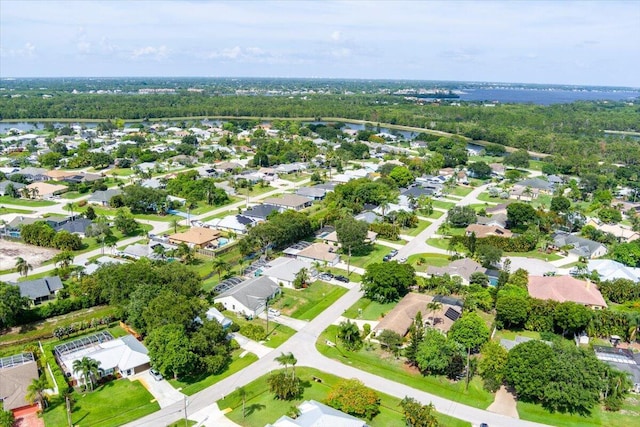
[132,370,185,409]
[258,312,308,331]
[230,333,271,359]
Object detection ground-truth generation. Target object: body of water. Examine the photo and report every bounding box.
[456,88,639,105]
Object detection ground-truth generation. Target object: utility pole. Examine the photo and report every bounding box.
[265,297,269,334]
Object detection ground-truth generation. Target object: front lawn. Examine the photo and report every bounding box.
[316,325,494,409]
[432,199,456,209]
[503,250,563,261]
[0,196,56,207]
[321,266,362,283]
[218,367,470,427]
[168,349,259,396]
[43,378,160,427]
[270,282,348,320]
[0,205,33,214]
[225,312,296,348]
[343,298,398,321]
[450,186,474,197]
[402,219,432,237]
[408,253,451,272]
[349,244,392,269]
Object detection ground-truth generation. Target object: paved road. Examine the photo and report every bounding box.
[396,184,490,259]
[124,284,549,427]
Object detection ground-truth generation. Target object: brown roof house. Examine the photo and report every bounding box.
[295,243,340,266]
[426,258,487,285]
[169,227,221,249]
[373,293,462,337]
[0,353,40,412]
[25,182,67,199]
[465,223,513,238]
[262,194,313,211]
[528,275,607,309]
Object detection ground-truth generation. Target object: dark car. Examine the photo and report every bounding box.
[480,423,489,427]
[334,275,349,283]
[382,254,392,262]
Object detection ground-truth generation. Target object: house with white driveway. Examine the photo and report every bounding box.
[214,276,281,318]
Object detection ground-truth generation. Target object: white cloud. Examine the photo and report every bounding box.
[206,46,273,62]
[330,30,342,42]
[331,47,351,58]
[131,45,169,60]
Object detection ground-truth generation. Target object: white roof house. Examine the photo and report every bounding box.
[56,333,150,385]
[587,259,640,283]
[268,400,366,427]
[261,257,318,288]
[214,276,281,318]
[207,214,257,234]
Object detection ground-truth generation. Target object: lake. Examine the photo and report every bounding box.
[456,88,639,105]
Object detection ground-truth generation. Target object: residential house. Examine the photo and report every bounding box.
[476,213,508,228]
[465,223,513,238]
[354,211,382,224]
[322,229,378,246]
[426,258,487,285]
[243,204,282,222]
[528,275,607,309]
[88,188,122,206]
[511,178,555,200]
[207,214,256,235]
[552,232,608,259]
[585,219,640,243]
[486,203,509,216]
[593,346,640,393]
[0,180,25,196]
[275,163,307,174]
[373,293,461,337]
[46,169,76,181]
[205,307,233,329]
[260,257,318,288]
[295,186,326,201]
[54,218,93,237]
[169,227,221,249]
[262,194,313,211]
[295,243,340,266]
[62,172,103,184]
[214,276,281,318]
[0,353,40,413]
[14,167,49,182]
[25,182,67,199]
[139,178,164,189]
[587,259,640,283]
[17,276,64,305]
[267,400,367,427]
[213,161,243,174]
[54,332,151,385]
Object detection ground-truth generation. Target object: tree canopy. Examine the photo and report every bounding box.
[361,262,416,303]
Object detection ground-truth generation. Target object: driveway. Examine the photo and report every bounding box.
[133,370,185,408]
[230,333,272,358]
[259,312,308,331]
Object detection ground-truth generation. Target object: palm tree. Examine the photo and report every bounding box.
[30,187,39,199]
[26,375,49,409]
[274,352,297,379]
[212,258,230,280]
[15,257,33,277]
[152,244,167,261]
[426,301,442,326]
[170,218,180,234]
[19,187,30,199]
[65,202,75,219]
[72,357,101,391]
[53,251,74,269]
[237,386,247,419]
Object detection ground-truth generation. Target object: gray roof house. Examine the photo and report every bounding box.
[426,258,487,284]
[214,276,280,318]
[243,204,282,221]
[296,186,326,200]
[13,167,49,181]
[55,218,93,236]
[0,180,26,196]
[553,232,608,259]
[17,276,64,305]
[267,400,367,427]
[354,211,381,224]
[88,188,122,206]
[260,257,318,288]
[514,177,555,192]
[477,213,508,228]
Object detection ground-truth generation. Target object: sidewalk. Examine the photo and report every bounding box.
[230,333,272,358]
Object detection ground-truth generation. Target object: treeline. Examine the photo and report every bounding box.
[2,93,640,163]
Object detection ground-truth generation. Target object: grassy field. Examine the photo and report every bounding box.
[432,199,456,209]
[402,219,432,237]
[343,297,398,321]
[450,186,474,197]
[317,325,495,409]
[43,378,160,427]
[168,349,259,396]
[270,282,348,321]
[503,250,563,261]
[349,244,392,268]
[0,205,33,214]
[408,253,451,272]
[62,191,88,199]
[0,306,118,352]
[226,312,297,348]
[320,266,362,282]
[0,195,56,207]
[218,367,470,427]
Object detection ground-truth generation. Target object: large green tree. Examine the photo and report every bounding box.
[335,217,370,255]
[146,323,196,380]
[325,379,380,420]
[0,282,29,327]
[361,261,416,303]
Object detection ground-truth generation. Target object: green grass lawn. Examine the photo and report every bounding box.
[62,191,88,199]
[77,223,153,255]
[0,195,56,207]
[349,244,392,269]
[516,398,640,427]
[321,266,362,282]
[218,367,470,427]
[343,298,398,321]
[43,378,160,427]
[432,199,456,209]
[169,349,259,396]
[476,193,507,204]
[316,326,494,409]
[408,253,451,272]
[421,209,444,219]
[225,312,297,348]
[270,282,348,320]
[402,219,432,237]
[201,209,240,222]
[0,205,33,214]
[450,186,474,197]
[503,250,562,261]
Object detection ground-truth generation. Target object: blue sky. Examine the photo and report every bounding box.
[1,0,638,87]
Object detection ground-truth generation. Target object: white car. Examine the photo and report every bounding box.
[268,308,281,317]
[398,256,407,263]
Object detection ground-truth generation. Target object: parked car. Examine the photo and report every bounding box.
[334,275,349,283]
[268,308,281,317]
[389,249,399,257]
[480,423,489,427]
[150,368,163,381]
[382,254,392,262]
[398,256,407,263]
[319,273,334,281]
